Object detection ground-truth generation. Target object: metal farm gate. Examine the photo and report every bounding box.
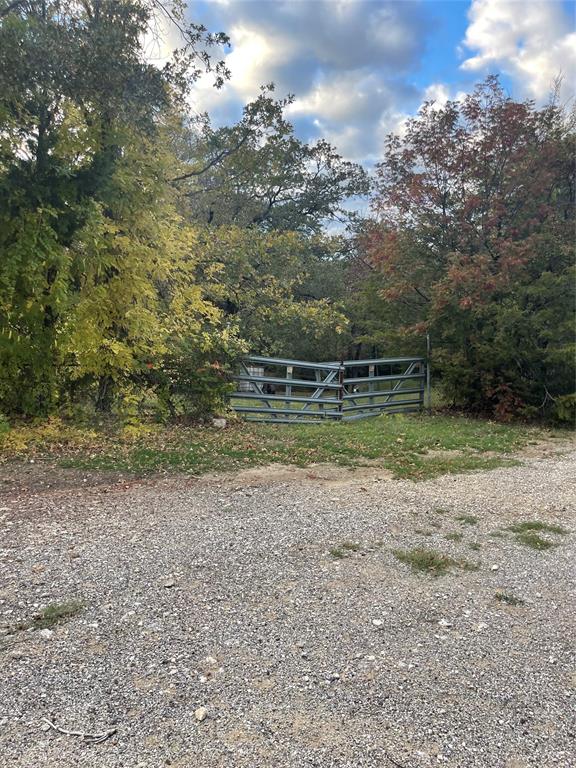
[229,353,430,423]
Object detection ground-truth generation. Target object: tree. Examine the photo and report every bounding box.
[363,77,575,418]
[0,0,228,415]
[194,226,350,362]
[173,88,369,234]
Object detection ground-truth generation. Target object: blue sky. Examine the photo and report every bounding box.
[181,0,575,163]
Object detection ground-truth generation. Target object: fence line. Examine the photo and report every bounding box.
[229,354,429,423]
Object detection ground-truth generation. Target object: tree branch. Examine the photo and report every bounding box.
[172,131,250,182]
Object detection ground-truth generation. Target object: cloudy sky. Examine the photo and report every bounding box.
[180,0,575,163]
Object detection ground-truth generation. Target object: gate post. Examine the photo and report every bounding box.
[338,363,345,421]
[426,333,432,413]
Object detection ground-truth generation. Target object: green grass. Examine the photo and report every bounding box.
[504,520,568,552]
[0,413,542,481]
[330,541,361,559]
[513,531,557,551]
[329,548,345,559]
[506,521,568,535]
[392,547,479,576]
[444,532,463,542]
[456,514,478,525]
[16,600,84,632]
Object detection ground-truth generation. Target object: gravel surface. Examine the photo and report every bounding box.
[1,448,575,768]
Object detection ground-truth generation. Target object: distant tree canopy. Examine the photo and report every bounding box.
[358,77,575,418]
[176,88,369,233]
[0,3,573,422]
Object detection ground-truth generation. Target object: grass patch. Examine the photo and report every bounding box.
[392,547,478,577]
[488,531,506,539]
[514,531,557,551]
[504,520,568,552]
[330,541,361,559]
[0,413,542,481]
[456,514,478,525]
[495,591,524,606]
[506,521,568,535]
[444,532,463,542]
[468,542,481,551]
[16,600,84,632]
[389,454,521,481]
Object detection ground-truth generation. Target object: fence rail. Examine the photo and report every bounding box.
[229,353,429,423]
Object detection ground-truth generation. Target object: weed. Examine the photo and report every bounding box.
[506,521,568,535]
[392,547,478,577]
[468,542,481,551]
[495,591,524,606]
[445,532,463,542]
[514,531,557,551]
[17,600,84,632]
[341,541,361,552]
[456,514,478,525]
[329,548,345,559]
[488,531,505,539]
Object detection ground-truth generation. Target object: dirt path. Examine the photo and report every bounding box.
[0,449,575,767]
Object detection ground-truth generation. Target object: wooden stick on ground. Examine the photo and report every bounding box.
[41,718,117,744]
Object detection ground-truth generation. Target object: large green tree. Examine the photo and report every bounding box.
[173,89,369,234]
[0,0,228,415]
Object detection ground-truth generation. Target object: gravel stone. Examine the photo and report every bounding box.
[0,448,575,767]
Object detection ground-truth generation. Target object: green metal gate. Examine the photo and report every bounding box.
[230,353,430,423]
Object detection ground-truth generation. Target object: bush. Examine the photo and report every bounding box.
[554,393,576,424]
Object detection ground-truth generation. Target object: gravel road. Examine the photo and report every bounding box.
[1,447,575,768]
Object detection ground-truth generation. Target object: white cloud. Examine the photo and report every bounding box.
[186,0,428,161]
[461,0,576,101]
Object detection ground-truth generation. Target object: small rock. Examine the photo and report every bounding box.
[372,619,383,627]
[205,656,217,665]
[212,418,227,429]
[476,622,489,631]
[38,629,53,640]
[490,565,499,571]
[195,706,208,722]
[438,619,452,628]
[163,578,175,589]
[39,721,51,732]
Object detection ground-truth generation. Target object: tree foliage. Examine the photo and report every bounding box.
[362,77,575,418]
[174,88,369,233]
[0,1,360,419]
[0,0,231,415]
[0,2,572,425]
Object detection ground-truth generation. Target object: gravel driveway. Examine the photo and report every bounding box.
[1,448,575,768]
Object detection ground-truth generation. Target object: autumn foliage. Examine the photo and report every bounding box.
[363,77,575,419]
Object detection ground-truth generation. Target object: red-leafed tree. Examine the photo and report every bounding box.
[362,76,575,419]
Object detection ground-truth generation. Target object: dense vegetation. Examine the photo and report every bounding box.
[1,1,574,424]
